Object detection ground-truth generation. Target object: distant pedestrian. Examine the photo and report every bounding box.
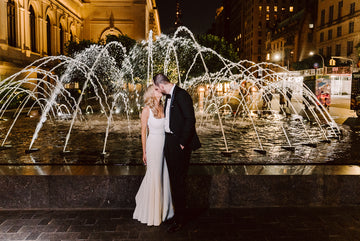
[286,87,292,107]
[279,90,286,112]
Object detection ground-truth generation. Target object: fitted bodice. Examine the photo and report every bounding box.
[148,109,165,135]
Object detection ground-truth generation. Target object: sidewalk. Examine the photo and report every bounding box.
[0,207,359,240]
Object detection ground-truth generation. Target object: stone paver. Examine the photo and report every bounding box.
[0,207,359,240]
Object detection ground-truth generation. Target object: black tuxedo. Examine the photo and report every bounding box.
[165,85,201,150]
[164,85,201,224]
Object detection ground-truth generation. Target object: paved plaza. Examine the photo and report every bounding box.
[0,207,360,241]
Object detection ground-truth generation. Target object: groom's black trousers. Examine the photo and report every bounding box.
[164,133,191,224]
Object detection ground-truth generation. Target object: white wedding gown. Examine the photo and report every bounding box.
[133,109,174,226]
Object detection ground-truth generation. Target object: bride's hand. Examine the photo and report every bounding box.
[142,153,147,165]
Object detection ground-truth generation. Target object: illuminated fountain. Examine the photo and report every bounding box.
[0,27,346,165]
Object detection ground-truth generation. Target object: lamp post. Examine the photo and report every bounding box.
[309,51,325,74]
[330,56,355,68]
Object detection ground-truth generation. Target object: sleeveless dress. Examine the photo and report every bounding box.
[133,109,174,226]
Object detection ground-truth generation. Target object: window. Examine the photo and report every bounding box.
[328,29,333,40]
[46,16,51,55]
[350,2,355,15]
[60,24,64,55]
[347,41,353,55]
[319,48,324,56]
[335,44,341,56]
[258,39,262,44]
[320,32,324,42]
[274,6,278,12]
[338,1,343,19]
[321,10,325,26]
[70,31,74,42]
[289,6,293,12]
[266,6,270,12]
[329,5,334,23]
[259,6,262,12]
[349,22,354,33]
[337,26,342,37]
[326,46,332,57]
[258,31,262,37]
[7,0,16,47]
[266,14,270,20]
[29,6,36,52]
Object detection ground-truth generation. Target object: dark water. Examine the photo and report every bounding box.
[0,113,359,165]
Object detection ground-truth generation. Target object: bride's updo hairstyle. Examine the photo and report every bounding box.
[143,84,163,118]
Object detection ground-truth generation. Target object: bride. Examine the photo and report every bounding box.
[133,84,174,226]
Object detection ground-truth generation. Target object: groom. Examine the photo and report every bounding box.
[153,73,201,232]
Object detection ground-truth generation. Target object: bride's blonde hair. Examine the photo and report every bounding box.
[143,84,163,118]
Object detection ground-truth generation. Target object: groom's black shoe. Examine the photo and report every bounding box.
[163,217,175,225]
[167,221,183,233]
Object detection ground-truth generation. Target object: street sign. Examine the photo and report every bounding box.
[313,62,319,69]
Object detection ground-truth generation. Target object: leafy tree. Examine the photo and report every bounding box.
[65,39,97,57]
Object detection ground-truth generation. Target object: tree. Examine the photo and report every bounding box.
[65,39,97,57]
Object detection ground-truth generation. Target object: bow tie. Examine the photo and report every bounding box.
[165,94,171,99]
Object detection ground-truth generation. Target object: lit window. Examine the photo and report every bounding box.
[290,6,293,12]
[259,6,262,11]
[266,6,270,12]
[266,14,270,20]
[266,53,270,60]
[274,6,278,12]
[282,7,285,11]
[309,23,314,29]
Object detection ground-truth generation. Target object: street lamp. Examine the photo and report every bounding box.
[273,53,281,62]
[330,56,354,68]
[309,51,325,74]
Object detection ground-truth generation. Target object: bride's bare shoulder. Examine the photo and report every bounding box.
[141,106,150,118]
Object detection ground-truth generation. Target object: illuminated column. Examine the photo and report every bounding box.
[0,0,7,44]
[24,8,31,54]
[39,17,46,55]
[19,6,25,50]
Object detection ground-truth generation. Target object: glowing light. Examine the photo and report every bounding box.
[274,54,281,61]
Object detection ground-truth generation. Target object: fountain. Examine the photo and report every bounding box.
[0,27,349,166]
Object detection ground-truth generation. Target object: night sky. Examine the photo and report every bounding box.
[156,0,222,34]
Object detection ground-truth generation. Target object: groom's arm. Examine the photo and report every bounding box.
[177,90,196,147]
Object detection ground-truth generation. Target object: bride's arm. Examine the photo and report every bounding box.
[140,106,150,165]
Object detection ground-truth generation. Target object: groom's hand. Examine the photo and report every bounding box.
[180,144,184,150]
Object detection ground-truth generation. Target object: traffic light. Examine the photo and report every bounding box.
[329,58,336,66]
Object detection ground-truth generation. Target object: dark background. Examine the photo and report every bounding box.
[156,0,222,34]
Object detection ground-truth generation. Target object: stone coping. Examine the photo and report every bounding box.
[1,164,360,176]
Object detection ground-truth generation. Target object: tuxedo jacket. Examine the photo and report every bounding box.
[165,85,201,151]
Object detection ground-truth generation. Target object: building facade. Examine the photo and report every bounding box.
[0,0,160,80]
[266,4,317,69]
[316,0,360,66]
[211,0,308,63]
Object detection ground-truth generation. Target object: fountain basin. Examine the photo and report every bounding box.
[1,164,360,209]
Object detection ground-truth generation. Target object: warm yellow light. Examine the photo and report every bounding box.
[290,6,294,12]
[199,87,205,92]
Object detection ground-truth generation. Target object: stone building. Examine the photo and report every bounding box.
[266,4,317,69]
[0,0,160,80]
[316,0,360,66]
[211,0,308,63]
